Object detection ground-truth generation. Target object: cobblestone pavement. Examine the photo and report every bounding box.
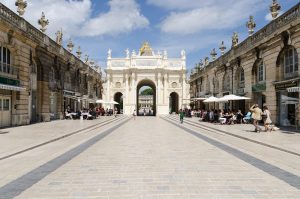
[0,117,300,198]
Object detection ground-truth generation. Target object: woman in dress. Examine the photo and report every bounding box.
[263,106,272,132]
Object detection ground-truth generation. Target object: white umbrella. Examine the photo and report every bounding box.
[96,99,105,103]
[108,100,119,105]
[191,97,207,101]
[217,94,250,102]
[203,96,219,103]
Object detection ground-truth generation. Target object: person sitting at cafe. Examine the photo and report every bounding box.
[65,109,72,119]
[219,110,226,124]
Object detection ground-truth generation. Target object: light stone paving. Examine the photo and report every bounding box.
[1,117,298,198]
[0,116,116,158]
[184,116,300,153]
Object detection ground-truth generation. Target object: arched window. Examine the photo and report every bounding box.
[0,46,11,74]
[49,67,55,82]
[214,78,219,94]
[223,72,230,91]
[236,67,245,88]
[257,61,265,82]
[283,46,298,78]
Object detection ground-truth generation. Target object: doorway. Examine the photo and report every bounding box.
[114,92,123,114]
[136,80,156,116]
[169,92,179,114]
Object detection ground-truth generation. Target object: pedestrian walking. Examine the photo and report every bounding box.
[143,108,146,116]
[262,106,272,132]
[179,109,184,124]
[133,109,136,120]
[250,104,263,132]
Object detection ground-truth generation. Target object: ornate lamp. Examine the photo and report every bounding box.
[15,0,27,16]
[246,16,256,36]
[38,12,49,33]
[210,48,217,61]
[270,0,281,19]
[67,39,74,52]
[76,46,82,59]
[219,41,226,55]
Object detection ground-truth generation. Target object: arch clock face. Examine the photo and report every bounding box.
[116,82,121,88]
[172,82,177,88]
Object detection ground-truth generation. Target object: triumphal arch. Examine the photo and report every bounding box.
[103,42,190,115]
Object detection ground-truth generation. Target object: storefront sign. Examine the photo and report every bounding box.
[275,81,297,90]
[252,82,266,92]
[63,90,75,97]
[0,76,20,86]
[287,87,300,92]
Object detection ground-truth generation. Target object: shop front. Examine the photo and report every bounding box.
[275,81,299,127]
[252,81,266,109]
[63,90,77,112]
[0,77,26,127]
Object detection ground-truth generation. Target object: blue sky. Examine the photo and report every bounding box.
[3,0,299,73]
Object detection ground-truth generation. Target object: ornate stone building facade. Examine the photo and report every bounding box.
[103,42,189,115]
[190,2,300,127]
[0,3,102,127]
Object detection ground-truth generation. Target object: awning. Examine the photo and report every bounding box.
[0,83,26,91]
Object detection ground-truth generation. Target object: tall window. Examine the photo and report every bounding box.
[237,68,245,88]
[284,46,298,78]
[240,68,245,83]
[49,67,55,82]
[223,73,230,91]
[257,61,265,82]
[0,47,11,74]
[214,78,219,93]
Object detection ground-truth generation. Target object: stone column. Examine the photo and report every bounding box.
[132,72,136,108]
[125,73,129,104]
[157,72,161,104]
[106,73,110,102]
[164,74,167,104]
[182,72,186,108]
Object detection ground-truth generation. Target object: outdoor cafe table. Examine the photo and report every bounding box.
[223,115,232,124]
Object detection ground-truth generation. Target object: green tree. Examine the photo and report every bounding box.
[141,88,153,95]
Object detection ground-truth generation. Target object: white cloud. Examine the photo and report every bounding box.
[2,0,149,39]
[81,0,149,37]
[148,0,268,35]
[147,0,214,11]
[265,11,283,21]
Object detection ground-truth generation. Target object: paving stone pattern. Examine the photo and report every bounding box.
[0,117,300,198]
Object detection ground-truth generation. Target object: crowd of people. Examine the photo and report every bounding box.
[65,106,118,120]
[178,104,277,133]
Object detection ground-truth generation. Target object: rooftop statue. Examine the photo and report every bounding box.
[125,48,130,58]
[139,41,153,56]
[232,32,239,47]
[181,50,186,59]
[107,49,112,59]
[55,29,63,45]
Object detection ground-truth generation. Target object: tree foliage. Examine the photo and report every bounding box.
[140,88,153,95]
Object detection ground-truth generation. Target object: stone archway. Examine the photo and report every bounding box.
[114,92,123,114]
[136,79,156,116]
[169,92,179,114]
